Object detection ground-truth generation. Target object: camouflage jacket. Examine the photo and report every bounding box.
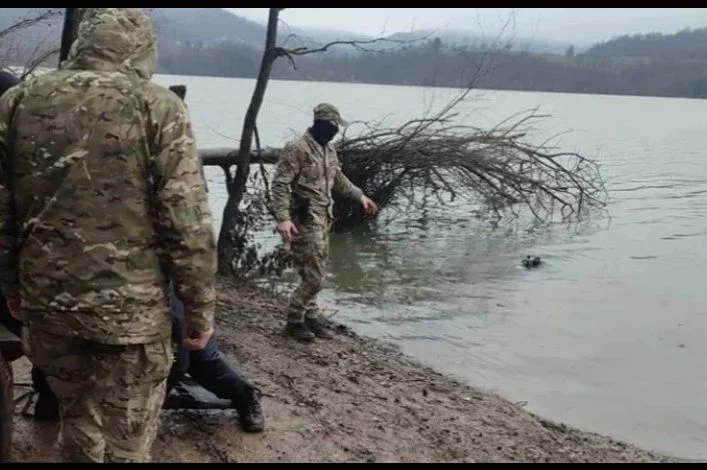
[0,8,217,344]
[271,131,363,227]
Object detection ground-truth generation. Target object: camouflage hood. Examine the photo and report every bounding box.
[62,8,157,80]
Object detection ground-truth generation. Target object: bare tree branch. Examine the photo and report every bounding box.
[276,36,423,58]
[0,9,61,41]
[272,10,431,71]
[0,9,62,75]
[20,46,60,80]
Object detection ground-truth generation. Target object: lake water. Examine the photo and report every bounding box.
[153,73,707,461]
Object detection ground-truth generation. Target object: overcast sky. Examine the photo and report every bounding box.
[226,8,707,45]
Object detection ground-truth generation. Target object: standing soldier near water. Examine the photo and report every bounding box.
[0,8,217,462]
[271,103,378,342]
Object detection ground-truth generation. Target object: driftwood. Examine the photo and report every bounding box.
[200,147,280,167]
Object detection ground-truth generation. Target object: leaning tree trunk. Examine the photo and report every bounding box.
[216,8,283,275]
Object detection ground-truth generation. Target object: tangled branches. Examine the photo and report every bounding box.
[0,9,62,77]
[222,166,293,282]
[332,107,607,230]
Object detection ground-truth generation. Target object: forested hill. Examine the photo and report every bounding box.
[157,17,707,100]
[1,8,706,99]
[584,27,707,61]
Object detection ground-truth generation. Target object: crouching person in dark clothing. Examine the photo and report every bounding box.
[29,287,265,433]
[167,286,265,433]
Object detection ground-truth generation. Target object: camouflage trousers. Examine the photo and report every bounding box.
[23,324,172,463]
[286,223,330,324]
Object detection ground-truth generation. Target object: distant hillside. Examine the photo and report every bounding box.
[584,27,707,61]
[1,8,706,99]
[281,25,372,50]
[372,29,582,55]
[149,8,266,48]
[269,39,707,98]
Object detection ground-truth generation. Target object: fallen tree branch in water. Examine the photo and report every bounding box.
[333,107,608,228]
[199,107,607,230]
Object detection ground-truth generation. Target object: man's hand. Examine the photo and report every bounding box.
[277,220,299,243]
[6,295,21,321]
[183,326,214,351]
[183,327,213,351]
[359,195,379,215]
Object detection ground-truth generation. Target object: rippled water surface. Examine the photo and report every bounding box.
[154,74,707,460]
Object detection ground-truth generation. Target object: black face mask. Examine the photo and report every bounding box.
[309,119,339,145]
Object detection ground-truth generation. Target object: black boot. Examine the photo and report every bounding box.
[235,387,265,433]
[305,316,333,339]
[285,322,315,342]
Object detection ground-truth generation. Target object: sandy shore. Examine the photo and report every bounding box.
[10,278,684,463]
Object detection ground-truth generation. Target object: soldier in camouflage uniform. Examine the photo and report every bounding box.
[271,103,378,342]
[0,8,217,463]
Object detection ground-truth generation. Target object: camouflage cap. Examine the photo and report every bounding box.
[313,102,348,127]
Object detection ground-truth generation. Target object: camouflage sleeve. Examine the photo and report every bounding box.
[332,157,364,202]
[270,142,301,224]
[0,87,23,298]
[149,91,217,335]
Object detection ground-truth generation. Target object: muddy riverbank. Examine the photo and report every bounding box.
[10,279,684,463]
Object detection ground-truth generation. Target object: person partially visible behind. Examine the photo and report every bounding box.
[166,285,265,432]
[0,8,217,463]
[270,103,378,342]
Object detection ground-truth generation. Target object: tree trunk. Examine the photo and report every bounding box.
[59,8,83,66]
[216,8,282,275]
